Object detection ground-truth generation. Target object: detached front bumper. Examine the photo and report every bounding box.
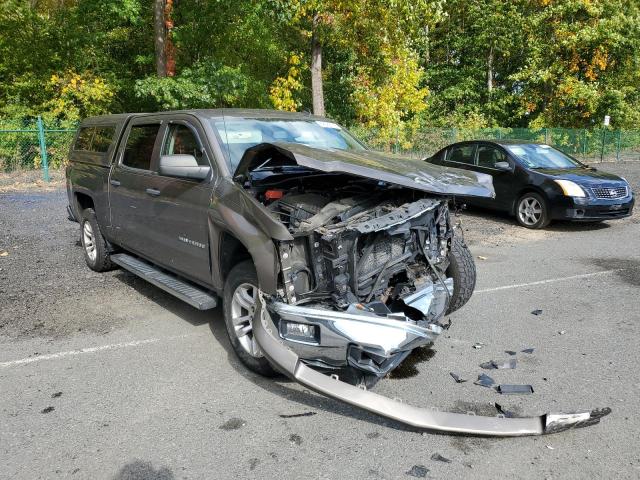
[264,280,451,376]
[253,296,611,436]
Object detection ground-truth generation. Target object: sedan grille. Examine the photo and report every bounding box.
[591,186,628,199]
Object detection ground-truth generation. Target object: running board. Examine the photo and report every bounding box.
[111,253,218,310]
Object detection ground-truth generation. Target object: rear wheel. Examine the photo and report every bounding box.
[446,236,476,314]
[516,192,550,229]
[80,208,114,272]
[223,261,277,377]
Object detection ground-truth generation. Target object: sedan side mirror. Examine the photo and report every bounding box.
[494,161,511,172]
[159,154,210,180]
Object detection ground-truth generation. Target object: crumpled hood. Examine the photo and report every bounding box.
[235,142,495,198]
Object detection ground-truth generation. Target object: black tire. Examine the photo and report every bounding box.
[446,236,476,314]
[80,208,114,272]
[515,192,551,229]
[223,261,277,377]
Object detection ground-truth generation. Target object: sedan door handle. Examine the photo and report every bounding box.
[145,188,161,197]
[110,179,121,187]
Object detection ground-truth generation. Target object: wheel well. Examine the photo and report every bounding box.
[75,192,94,214]
[219,232,252,284]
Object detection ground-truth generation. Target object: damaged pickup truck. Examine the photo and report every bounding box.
[66,109,609,435]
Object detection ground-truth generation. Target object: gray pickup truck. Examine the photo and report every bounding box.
[66,109,608,436]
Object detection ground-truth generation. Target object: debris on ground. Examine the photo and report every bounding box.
[440,319,452,330]
[496,385,534,395]
[505,350,517,356]
[494,403,515,418]
[477,255,488,260]
[449,372,467,383]
[546,445,555,450]
[521,348,535,354]
[278,412,317,418]
[0,251,8,257]
[41,406,55,414]
[289,434,303,445]
[219,418,246,430]
[474,373,496,388]
[430,453,452,463]
[406,465,429,478]
[559,330,566,335]
[480,358,517,370]
[531,309,543,316]
[51,392,62,398]
[472,342,485,349]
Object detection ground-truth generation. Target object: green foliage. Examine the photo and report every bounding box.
[1,0,640,150]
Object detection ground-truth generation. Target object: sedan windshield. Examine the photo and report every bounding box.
[210,117,366,170]
[504,144,582,169]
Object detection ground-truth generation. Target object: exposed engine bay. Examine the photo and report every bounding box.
[244,166,456,384]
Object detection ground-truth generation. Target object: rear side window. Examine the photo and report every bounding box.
[73,126,115,153]
[91,127,115,152]
[162,124,207,166]
[477,145,507,168]
[74,128,94,151]
[122,124,160,170]
[447,144,475,165]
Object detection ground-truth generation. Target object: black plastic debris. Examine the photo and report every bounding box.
[480,358,517,370]
[279,412,317,418]
[531,309,543,316]
[51,392,62,398]
[505,350,517,356]
[472,342,485,349]
[431,453,452,463]
[406,465,429,478]
[449,372,467,383]
[494,403,515,418]
[41,406,55,414]
[474,373,495,388]
[496,384,534,395]
[521,348,535,354]
[440,319,452,330]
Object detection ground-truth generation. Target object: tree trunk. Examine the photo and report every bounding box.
[164,0,176,77]
[487,45,494,93]
[154,0,167,77]
[310,14,325,116]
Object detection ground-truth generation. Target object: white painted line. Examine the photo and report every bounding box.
[475,269,620,294]
[0,334,196,368]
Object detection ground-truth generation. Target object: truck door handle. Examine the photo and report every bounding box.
[145,188,161,196]
[110,179,121,187]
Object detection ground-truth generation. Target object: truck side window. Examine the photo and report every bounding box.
[122,124,160,170]
[74,128,94,151]
[162,124,207,166]
[91,127,115,152]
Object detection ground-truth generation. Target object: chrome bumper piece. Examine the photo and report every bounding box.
[253,295,610,436]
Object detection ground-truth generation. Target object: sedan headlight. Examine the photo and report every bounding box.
[554,180,586,197]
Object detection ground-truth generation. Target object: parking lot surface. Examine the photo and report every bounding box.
[1,163,639,479]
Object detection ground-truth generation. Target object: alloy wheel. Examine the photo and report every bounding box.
[518,197,543,226]
[82,221,97,262]
[230,282,262,358]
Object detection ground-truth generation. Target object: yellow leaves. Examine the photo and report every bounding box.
[45,71,115,121]
[269,54,304,112]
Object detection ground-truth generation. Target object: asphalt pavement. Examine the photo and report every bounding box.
[1,162,639,479]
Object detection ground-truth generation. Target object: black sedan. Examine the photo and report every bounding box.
[425,140,635,228]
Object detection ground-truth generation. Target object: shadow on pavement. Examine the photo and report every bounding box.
[112,460,174,480]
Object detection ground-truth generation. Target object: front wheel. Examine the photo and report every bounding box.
[445,236,476,314]
[516,192,550,229]
[80,208,114,272]
[222,261,277,377]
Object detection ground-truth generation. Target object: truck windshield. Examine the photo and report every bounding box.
[211,117,366,171]
[504,144,583,169]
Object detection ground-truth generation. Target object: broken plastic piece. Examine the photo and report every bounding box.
[430,453,452,463]
[474,373,495,388]
[480,358,517,370]
[495,403,515,418]
[265,189,284,200]
[505,350,517,356]
[531,309,543,316]
[521,348,535,354]
[449,372,467,383]
[472,342,485,349]
[497,384,534,395]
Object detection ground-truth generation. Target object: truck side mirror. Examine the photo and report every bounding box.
[159,154,211,180]
[494,161,511,172]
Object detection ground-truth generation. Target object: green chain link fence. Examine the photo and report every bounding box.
[2,118,640,182]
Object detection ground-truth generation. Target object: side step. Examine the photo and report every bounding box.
[111,253,218,310]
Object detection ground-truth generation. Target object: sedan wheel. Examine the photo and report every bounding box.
[516,193,550,229]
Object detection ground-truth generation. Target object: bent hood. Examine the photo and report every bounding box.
[235,142,495,198]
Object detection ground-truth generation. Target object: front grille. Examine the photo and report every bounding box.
[591,186,628,199]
